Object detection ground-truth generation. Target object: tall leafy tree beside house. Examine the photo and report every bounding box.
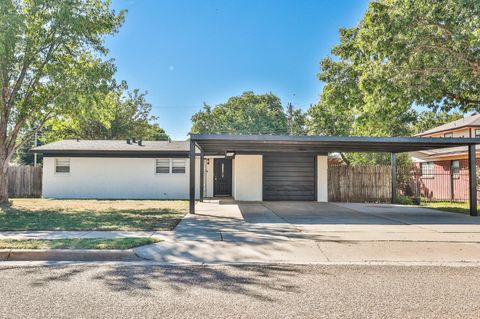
[0,0,124,203]
[354,0,480,112]
[42,81,168,143]
[307,0,480,165]
[191,91,290,135]
[315,0,480,114]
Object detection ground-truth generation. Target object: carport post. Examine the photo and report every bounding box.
[200,150,204,202]
[189,140,196,214]
[468,145,477,216]
[391,153,397,204]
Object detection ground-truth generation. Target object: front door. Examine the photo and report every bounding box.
[214,158,232,196]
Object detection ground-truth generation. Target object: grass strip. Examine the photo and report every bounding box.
[0,237,160,250]
[420,201,469,215]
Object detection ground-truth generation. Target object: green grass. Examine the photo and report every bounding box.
[420,201,469,215]
[0,237,160,249]
[0,199,187,231]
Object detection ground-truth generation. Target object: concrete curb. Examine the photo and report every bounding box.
[0,249,142,261]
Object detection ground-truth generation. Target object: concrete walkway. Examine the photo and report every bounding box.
[135,201,480,264]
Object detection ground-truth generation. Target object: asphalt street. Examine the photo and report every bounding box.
[0,263,479,318]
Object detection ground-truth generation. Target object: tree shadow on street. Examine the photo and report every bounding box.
[20,264,333,301]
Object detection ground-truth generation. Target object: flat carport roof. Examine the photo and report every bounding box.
[188,134,480,216]
[190,134,480,154]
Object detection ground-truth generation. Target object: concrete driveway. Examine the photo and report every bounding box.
[135,201,480,264]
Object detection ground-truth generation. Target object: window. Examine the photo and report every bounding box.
[475,129,480,138]
[155,159,170,174]
[421,162,434,177]
[156,158,186,174]
[172,159,186,174]
[451,160,460,175]
[55,158,70,174]
[444,132,453,138]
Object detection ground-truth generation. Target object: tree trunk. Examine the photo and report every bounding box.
[340,152,351,166]
[0,151,13,205]
[0,164,8,204]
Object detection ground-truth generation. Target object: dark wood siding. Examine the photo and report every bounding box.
[263,154,316,201]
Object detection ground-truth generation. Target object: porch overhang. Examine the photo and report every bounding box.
[188,134,480,216]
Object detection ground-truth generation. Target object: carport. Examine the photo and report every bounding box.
[189,134,480,216]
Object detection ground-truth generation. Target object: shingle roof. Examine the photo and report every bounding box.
[32,139,189,154]
[415,113,480,136]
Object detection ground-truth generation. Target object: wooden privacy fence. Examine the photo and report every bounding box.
[328,165,391,202]
[7,165,42,198]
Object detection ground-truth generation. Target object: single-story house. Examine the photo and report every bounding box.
[32,134,480,216]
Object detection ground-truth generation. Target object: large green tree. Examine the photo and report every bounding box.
[191,91,291,135]
[42,81,168,142]
[355,0,480,112]
[307,0,479,165]
[0,0,124,202]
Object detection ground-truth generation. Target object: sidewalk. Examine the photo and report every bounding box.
[3,201,480,264]
[134,211,480,264]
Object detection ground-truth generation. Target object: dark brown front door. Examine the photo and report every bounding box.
[214,158,232,196]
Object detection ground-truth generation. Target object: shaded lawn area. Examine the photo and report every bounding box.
[0,237,160,249]
[420,201,469,215]
[0,199,187,231]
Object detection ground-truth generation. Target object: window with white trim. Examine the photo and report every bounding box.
[421,162,434,177]
[155,159,170,174]
[451,160,460,175]
[172,159,186,174]
[475,129,480,138]
[155,158,186,174]
[55,158,70,174]
[444,132,453,138]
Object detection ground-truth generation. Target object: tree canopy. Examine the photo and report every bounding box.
[307,0,480,165]
[191,91,305,135]
[315,0,480,114]
[0,0,125,202]
[42,81,168,143]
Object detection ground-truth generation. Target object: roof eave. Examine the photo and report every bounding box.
[32,149,189,156]
[190,134,480,154]
[415,125,480,137]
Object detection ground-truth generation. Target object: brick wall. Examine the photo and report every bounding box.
[412,159,475,201]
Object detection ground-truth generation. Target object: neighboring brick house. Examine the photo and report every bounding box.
[410,114,480,201]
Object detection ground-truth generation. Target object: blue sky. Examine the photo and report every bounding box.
[106,0,370,140]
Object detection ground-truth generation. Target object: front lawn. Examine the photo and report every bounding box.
[0,237,160,249]
[0,199,187,231]
[420,201,469,215]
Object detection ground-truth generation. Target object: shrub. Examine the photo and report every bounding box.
[396,195,420,205]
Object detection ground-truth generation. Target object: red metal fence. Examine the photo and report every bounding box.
[401,160,477,202]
